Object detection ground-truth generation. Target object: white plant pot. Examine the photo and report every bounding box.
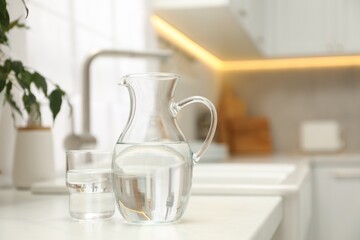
[13,127,55,188]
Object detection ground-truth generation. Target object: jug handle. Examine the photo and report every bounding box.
[173,96,218,164]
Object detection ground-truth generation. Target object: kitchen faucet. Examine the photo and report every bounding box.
[64,49,172,150]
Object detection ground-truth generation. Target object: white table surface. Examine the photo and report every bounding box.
[0,189,282,240]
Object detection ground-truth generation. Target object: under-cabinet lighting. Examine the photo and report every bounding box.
[151,15,360,72]
[151,15,223,70]
[224,56,360,71]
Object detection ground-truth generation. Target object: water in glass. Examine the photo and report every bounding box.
[67,169,115,220]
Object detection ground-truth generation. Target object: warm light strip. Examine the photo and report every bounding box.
[151,15,360,72]
[224,55,360,71]
[151,15,223,70]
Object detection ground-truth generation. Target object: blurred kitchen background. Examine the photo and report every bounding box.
[2,1,360,239]
[1,1,360,182]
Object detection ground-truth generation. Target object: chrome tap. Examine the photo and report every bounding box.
[64,49,172,150]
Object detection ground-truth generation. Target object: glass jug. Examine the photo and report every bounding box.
[112,73,217,224]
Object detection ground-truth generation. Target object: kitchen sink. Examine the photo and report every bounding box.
[192,161,311,240]
[193,163,295,185]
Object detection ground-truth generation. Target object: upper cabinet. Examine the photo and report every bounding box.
[265,0,328,57]
[152,0,360,59]
[342,0,360,53]
[152,0,265,60]
[230,0,266,53]
[267,0,360,57]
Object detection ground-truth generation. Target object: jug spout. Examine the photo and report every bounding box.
[116,73,182,142]
[120,73,179,111]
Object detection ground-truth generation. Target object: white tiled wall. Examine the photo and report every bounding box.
[26,2,73,93]
[158,42,360,154]
[226,68,360,154]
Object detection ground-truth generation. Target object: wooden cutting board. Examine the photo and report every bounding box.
[228,117,272,154]
[217,82,247,143]
[216,82,272,155]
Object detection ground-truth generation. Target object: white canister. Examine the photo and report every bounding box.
[13,127,55,188]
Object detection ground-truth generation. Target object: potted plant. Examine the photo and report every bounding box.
[0,0,68,188]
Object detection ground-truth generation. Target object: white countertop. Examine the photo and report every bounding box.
[0,189,282,240]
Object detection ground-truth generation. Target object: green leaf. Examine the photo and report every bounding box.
[16,22,28,29]
[22,92,36,114]
[5,81,11,96]
[7,19,19,31]
[0,77,5,92]
[11,61,23,75]
[54,84,66,95]
[5,82,22,117]
[49,89,63,120]
[7,18,28,31]
[18,70,31,89]
[0,65,7,92]
[0,29,7,44]
[22,94,31,113]
[4,59,11,73]
[0,0,9,31]
[0,0,6,14]
[32,72,47,96]
[7,98,22,117]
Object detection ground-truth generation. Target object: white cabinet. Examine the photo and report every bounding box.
[230,0,266,52]
[263,0,360,57]
[342,0,360,53]
[269,0,326,56]
[311,159,360,240]
[231,0,360,57]
[152,0,360,59]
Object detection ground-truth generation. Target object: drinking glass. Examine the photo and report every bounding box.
[66,150,115,220]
